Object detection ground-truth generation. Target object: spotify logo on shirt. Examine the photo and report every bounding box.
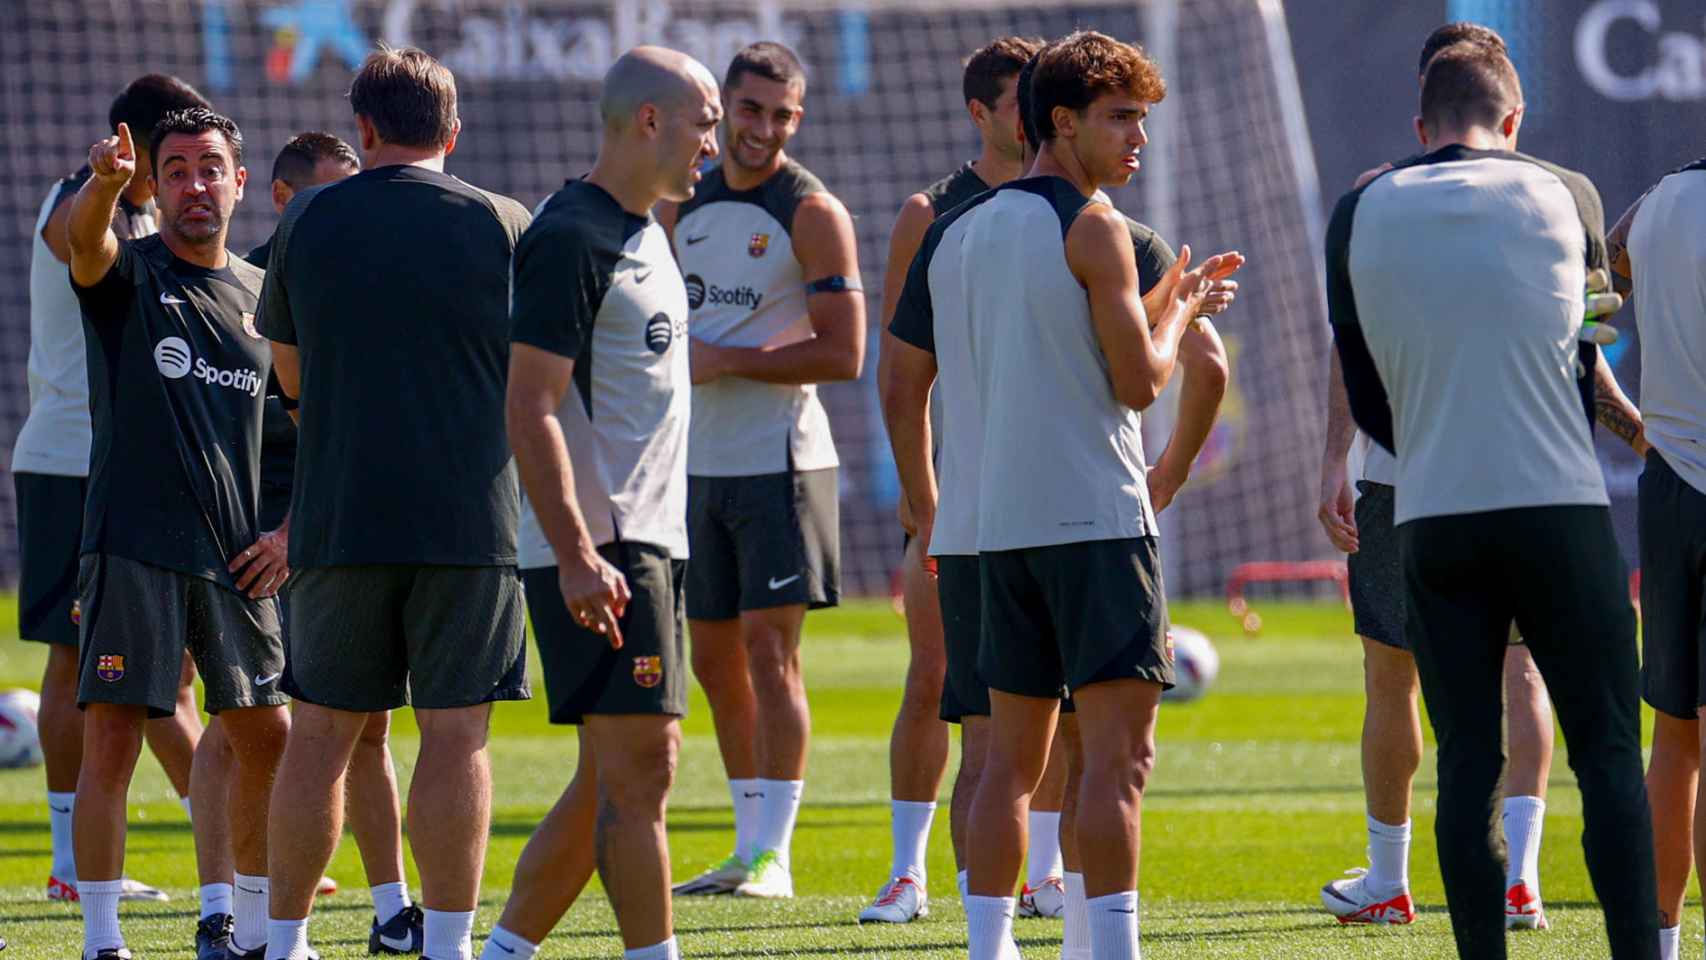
[154,337,192,378]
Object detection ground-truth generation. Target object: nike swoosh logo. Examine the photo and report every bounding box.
[381,933,417,951]
[743,792,765,798]
[767,574,801,590]
[636,269,653,283]
[159,291,187,305]
[237,885,265,895]
[1109,908,1136,914]
[487,942,514,955]
[255,672,282,686]
[50,805,71,814]
[684,235,709,245]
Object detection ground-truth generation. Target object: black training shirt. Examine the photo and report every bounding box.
[256,164,532,568]
[74,235,269,588]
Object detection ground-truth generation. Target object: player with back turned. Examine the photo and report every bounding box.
[662,41,866,901]
[16,74,212,908]
[1328,41,1657,960]
[257,47,533,960]
[480,46,721,960]
[64,106,292,960]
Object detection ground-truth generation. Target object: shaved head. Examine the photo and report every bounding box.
[600,46,718,131]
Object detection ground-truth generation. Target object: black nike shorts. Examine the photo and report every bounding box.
[15,473,87,647]
[979,537,1173,699]
[1348,481,1407,650]
[937,555,990,723]
[76,554,286,717]
[1639,450,1706,720]
[286,564,529,712]
[524,542,687,725]
[685,468,840,620]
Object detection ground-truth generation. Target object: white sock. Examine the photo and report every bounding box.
[890,799,936,883]
[371,881,412,925]
[957,869,969,902]
[423,908,477,960]
[964,895,1016,960]
[1061,871,1091,960]
[1087,891,1141,960]
[48,791,77,882]
[232,873,270,953]
[1365,815,1411,894]
[181,795,194,819]
[200,882,234,921]
[730,778,764,860]
[480,925,539,960]
[78,879,124,958]
[1027,810,1064,887]
[754,779,803,865]
[1502,795,1545,891]
[623,937,679,960]
[1659,924,1681,960]
[265,917,310,960]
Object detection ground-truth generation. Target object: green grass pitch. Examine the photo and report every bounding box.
[0,596,1691,958]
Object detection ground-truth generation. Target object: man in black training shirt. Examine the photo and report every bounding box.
[65,107,291,960]
[256,48,532,960]
[481,45,720,960]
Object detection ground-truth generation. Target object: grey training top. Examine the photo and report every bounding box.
[1630,159,1706,496]
[1328,144,1610,525]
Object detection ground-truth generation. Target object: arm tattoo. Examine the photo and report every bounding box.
[1595,393,1644,449]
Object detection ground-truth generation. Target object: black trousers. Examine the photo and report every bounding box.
[1399,505,1656,960]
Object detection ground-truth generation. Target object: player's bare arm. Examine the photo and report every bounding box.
[41,191,75,266]
[1592,349,1648,456]
[876,191,937,528]
[1606,189,1649,297]
[1149,318,1229,513]
[690,191,866,385]
[66,122,135,287]
[506,343,632,646]
[1318,344,1360,553]
[880,339,940,545]
[1073,205,1215,410]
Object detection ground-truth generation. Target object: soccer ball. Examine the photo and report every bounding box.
[0,689,44,769]
[1163,625,1219,703]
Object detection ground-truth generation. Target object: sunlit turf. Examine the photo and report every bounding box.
[0,596,1690,957]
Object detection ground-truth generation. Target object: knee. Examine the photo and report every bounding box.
[598,734,679,814]
[690,638,744,692]
[81,707,145,774]
[197,721,233,762]
[357,711,391,751]
[417,708,491,756]
[744,629,799,687]
[1085,742,1157,797]
[220,706,291,759]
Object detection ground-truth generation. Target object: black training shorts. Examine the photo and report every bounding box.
[979,537,1173,699]
[77,554,286,716]
[686,469,840,620]
[1639,450,1706,720]
[524,542,687,725]
[286,564,529,712]
[15,473,87,647]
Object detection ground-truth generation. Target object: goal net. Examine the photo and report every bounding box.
[0,0,1331,599]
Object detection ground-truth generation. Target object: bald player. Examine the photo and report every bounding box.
[480,47,720,960]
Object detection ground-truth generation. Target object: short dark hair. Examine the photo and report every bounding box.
[1016,53,1042,149]
[1030,31,1165,143]
[148,107,243,177]
[349,47,458,150]
[271,132,360,189]
[724,41,806,95]
[964,36,1043,108]
[109,74,211,149]
[1420,42,1522,135]
[1418,22,1507,77]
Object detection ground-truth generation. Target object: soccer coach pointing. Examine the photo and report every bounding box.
[257,47,533,960]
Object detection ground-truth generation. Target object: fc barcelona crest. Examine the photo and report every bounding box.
[633,656,663,689]
[1163,631,1176,665]
[748,232,770,258]
[96,654,125,682]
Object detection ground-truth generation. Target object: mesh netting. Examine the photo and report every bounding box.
[0,0,1330,597]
